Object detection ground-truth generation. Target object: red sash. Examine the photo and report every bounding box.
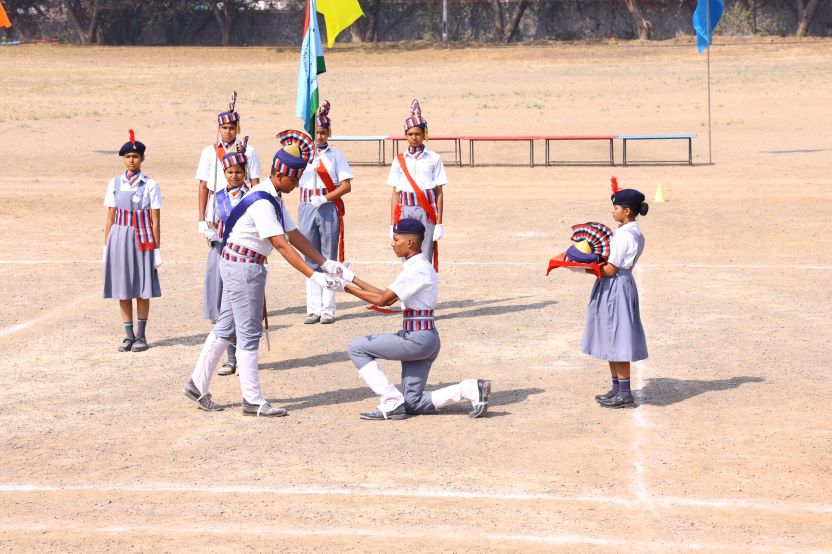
[315,164,346,262]
[396,153,439,272]
[213,143,232,161]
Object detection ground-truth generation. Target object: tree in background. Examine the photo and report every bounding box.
[622,0,652,39]
[793,0,819,36]
[490,0,529,43]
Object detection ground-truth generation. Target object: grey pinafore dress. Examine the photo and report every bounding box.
[581,226,648,362]
[102,176,161,300]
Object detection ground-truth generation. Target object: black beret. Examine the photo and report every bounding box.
[611,188,645,206]
[394,218,426,237]
[119,141,146,156]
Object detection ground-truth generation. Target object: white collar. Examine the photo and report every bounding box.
[617,221,638,232]
[402,253,426,267]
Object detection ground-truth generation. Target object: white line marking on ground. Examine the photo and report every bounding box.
[0,523,824,552]
[0,294,97,340]
[632,360,652,505]
[1,483,830,514]
[2,260,832,269]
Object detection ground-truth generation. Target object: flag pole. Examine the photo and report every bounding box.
[706,0,713,164]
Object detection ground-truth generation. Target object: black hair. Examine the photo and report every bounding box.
[621,202,649,217]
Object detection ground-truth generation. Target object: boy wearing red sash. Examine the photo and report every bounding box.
[387,99,446,270]
[297,101,354,324]
[195,96,261,243]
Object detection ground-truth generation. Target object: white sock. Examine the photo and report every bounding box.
[306,277,322,315]
[191,332,230,395]
[358,361,404,409]
[431,379,480,409]
[236,348,265,405]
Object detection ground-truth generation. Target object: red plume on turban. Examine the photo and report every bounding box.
[610,176,620,194]
[129,129,136,145]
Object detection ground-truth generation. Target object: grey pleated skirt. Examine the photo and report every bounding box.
[202,242,223,321]
[581,269,647,362]
[102,225,161,300]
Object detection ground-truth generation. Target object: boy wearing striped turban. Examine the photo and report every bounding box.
[184,130,348,418]
[195,99,262,243]
[297,101,354,325]
[387,99,446,270]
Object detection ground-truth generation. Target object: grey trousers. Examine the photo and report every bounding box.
[399,204,435,263]
[348,329,441,414]
[213,258,266,351]
[298,202,340,262]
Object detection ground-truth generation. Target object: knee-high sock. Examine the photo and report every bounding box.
[191,332,230,395]
[236,348,265,405]
[358,361,404,410]
[431,379,479,409]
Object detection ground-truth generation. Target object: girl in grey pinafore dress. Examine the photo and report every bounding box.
[582,187,649,409]
[103,131,162,352]
[202,151,250,375]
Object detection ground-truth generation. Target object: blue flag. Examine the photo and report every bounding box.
[693,0,724,52]
[296,0,326,133]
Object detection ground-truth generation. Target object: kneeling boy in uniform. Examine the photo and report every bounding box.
[340,218,491,420]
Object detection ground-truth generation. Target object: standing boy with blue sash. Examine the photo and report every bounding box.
[184,130,348,418]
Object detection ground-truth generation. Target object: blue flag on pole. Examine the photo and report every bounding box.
[296,0,326,133]
[693,0,724,52]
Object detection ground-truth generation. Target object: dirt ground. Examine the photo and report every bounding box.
[0,38,831,552]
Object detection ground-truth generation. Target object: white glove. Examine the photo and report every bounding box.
[334,277,350,293]
[432,223,444,241]
[310,271,338,290]
[322,259,355,282]
[199,221,215,241]
[102,244,107,263]
[309,195,327,208]
[153,248,164,268]
[389,225,395,240]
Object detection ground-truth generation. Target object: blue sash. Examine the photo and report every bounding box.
[221,191,284,246]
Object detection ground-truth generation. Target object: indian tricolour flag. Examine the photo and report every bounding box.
[296,0,326,134]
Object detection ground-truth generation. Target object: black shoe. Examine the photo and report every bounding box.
[183,379,224,411]
[359,403,408,421]
[118,338,135,352]
[468,379,491,418]
[598,394,635,409]
[595,389,617,402]
[130,338,148,352]
[242,400,288,417]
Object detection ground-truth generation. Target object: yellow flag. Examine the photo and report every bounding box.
[317,0,363,48]
[0,1,13,28]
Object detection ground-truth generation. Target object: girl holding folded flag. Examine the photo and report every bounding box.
[298,101,354,324]
[387,99,446,270]
[102,130,163,353]
[584,180,649,409]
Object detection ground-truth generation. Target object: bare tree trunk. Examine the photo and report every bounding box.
[623,0,651,40]
[64,0,99,44]
[490,0,505,42]
[502,0,528,43]
[795,0,819,36]
[209,0,235,46]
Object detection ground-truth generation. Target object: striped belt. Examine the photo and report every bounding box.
[114,207,155,252]
[398,189,436,207]
[403,309,435,331]
[300,188,328,203]
[222,243,266,264]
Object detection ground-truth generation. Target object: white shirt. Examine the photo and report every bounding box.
[387,146,447,192]
[607,221,645,270]
[388,254,438,311]
[195,141,261,192]
[225,181,297,257]
[103,173,163,209]
[299,146,354,191]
